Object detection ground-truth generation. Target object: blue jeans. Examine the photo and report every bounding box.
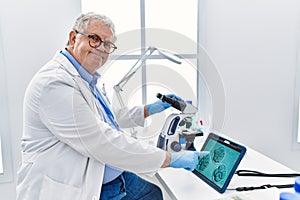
[100,171,163,200]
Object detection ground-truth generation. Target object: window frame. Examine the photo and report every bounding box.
[0,26,14,183]
[292,34,300,150]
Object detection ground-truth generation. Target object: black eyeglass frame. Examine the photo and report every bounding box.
[74,29,117,54]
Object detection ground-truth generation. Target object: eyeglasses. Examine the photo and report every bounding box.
[75,30,117,54]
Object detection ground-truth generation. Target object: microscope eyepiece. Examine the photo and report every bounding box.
[156,93,186,112]
[156,93,163,99]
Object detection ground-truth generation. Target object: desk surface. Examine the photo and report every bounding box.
[156,139,296,200]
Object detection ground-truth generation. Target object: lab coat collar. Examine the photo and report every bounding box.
[59,49,101,88]
[54,51,79,77]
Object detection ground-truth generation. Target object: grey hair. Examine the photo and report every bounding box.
[73,12,117,42]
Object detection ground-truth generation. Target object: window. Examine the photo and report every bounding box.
[81,0,140,34]
[81,0,226,141]
[145,0,198,52]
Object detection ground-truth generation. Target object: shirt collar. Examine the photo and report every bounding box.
[61,49,100,88]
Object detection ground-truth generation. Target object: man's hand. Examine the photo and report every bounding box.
[147,94,182,115]
[169,151,210,171]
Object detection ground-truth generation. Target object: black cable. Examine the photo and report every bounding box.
[228,184,294,192]
[236,169,300,177]
[228,169,298,191]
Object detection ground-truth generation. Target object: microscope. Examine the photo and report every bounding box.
[156,93,203,152]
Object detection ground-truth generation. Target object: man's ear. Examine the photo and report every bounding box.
[68,30,77,47]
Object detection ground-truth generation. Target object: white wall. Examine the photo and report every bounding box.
[199,0,300,171]
[0,0,81,199]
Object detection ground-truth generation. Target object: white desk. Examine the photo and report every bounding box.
[156,141,296,199]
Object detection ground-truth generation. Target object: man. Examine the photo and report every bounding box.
[16,12,208,200]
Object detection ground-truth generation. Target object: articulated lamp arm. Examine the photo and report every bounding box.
[113,46,157,107]
[112,46,182,138]
[113,46,182,108]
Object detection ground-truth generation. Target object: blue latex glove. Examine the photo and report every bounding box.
[170,151,210,171]
[147,94,183,115]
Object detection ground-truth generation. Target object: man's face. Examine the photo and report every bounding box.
[68,19,114,74]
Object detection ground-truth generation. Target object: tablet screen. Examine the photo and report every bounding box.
[193,133,247,193]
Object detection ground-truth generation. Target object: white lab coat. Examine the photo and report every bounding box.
[16,52,166,200]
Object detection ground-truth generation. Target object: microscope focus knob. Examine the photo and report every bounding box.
[170,141,182,152]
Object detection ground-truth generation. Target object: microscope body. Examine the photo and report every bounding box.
[157,113,203,152]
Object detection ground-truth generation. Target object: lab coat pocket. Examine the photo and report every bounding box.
[39,175,82,200]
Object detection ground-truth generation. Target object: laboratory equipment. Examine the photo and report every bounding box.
[156,93,198,114]
[156,93,203,152]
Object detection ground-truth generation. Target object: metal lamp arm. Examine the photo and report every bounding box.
[112,46,182,138]
[114,46,157,90]
[113,46,181,110]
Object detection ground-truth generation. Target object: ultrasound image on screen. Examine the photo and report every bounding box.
[195,139,241,189]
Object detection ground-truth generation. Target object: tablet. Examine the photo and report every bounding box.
[193,132,247,193]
